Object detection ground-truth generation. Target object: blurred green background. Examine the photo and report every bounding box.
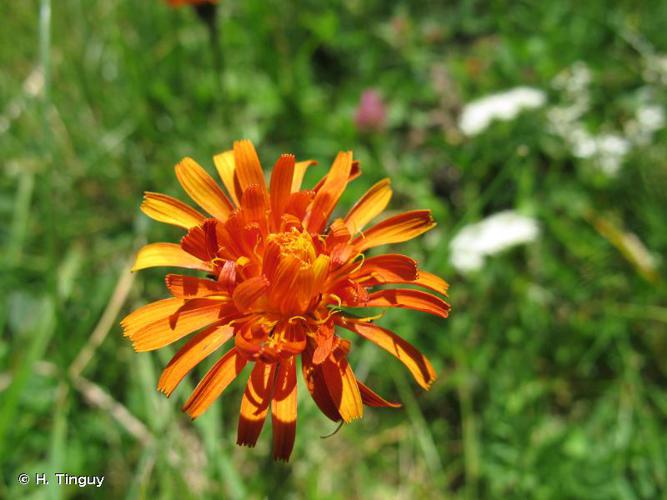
[2,0,667,498]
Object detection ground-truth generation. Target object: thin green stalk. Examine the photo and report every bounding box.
[194,404,246,499]
[47,383,69,500]
[6,171,34,267]
[391,363,443,478]
[458,369,480,500]
[125,442,158,500]
[38,9,70,498]
[39,0,56,296]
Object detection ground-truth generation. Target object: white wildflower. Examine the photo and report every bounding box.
[449,211,540,272]
[552,61,592,95]
[626,103,665,145]
[571,133,631,176]
[459,87,546,136]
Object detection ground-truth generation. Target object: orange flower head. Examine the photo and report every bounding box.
[166,0,218,7]
[121,140,450,460]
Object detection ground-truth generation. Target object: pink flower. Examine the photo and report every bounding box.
[355,89,387,132]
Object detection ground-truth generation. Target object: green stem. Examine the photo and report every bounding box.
[39,0,56,297]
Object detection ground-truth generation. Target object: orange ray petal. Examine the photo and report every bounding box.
[237,361,276,447]
[283,191,314,220]
[352,254,418,282]
[240,184,269,227]
[158,324,234,396]
[352,210,436,253]
[180,220,220,264]
[165,274,228,299]
[344,178,392,234]
[363,271,449,297]
[321,348,363,423]
[218,260,238,292]
[140,192,206,229]
[261,238,283,279]
[352,256,449,297]
[132,243,212,272]
[337,318,436,390]
[216,212,258,261]
[313,160,361,192]
[180,225,209,261]
[267,255,301,310]
[277,321,307,355]
[212,150,241,206]
[127,298,227,352]
[182,347,247,419]
[291,160,317,192]
[415,270,450,296]
[350,161,361,181]
[271,357,297,461]
[357,380,402,408]
[302,348,342,422]
[175,157,234,220]
[311,254,331,298]
[325,219,352,250]
[365,289,450,318]
[233,140,267,196]
[232,276,269,313]
[312,321,335,365]
[279,267,316,316]
[324,253,366,288]
[270,154,296,228]
[304,151,353,233]
[233,320,264,358]
[360,273,450,297]
[121,298,183,337]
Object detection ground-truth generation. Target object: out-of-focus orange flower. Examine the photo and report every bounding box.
[121,140,450,461]
[166,0,217,7]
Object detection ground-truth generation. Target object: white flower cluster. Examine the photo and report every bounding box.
[624,90,665,146]
[547,62,664,176]
[449,210,539,272]
[457,57,665,176]
[449,46,666,273]
[458,87,546,136]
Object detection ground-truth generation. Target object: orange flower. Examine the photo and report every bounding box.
[121,140,450,460]
[166,0,217,7]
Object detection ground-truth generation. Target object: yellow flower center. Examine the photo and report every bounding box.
[266,229,317,267]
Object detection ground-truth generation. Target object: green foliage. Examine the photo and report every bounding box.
[1,0,667,498]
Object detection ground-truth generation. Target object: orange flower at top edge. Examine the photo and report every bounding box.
[121,140,450,461]
[166,0,217,7]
